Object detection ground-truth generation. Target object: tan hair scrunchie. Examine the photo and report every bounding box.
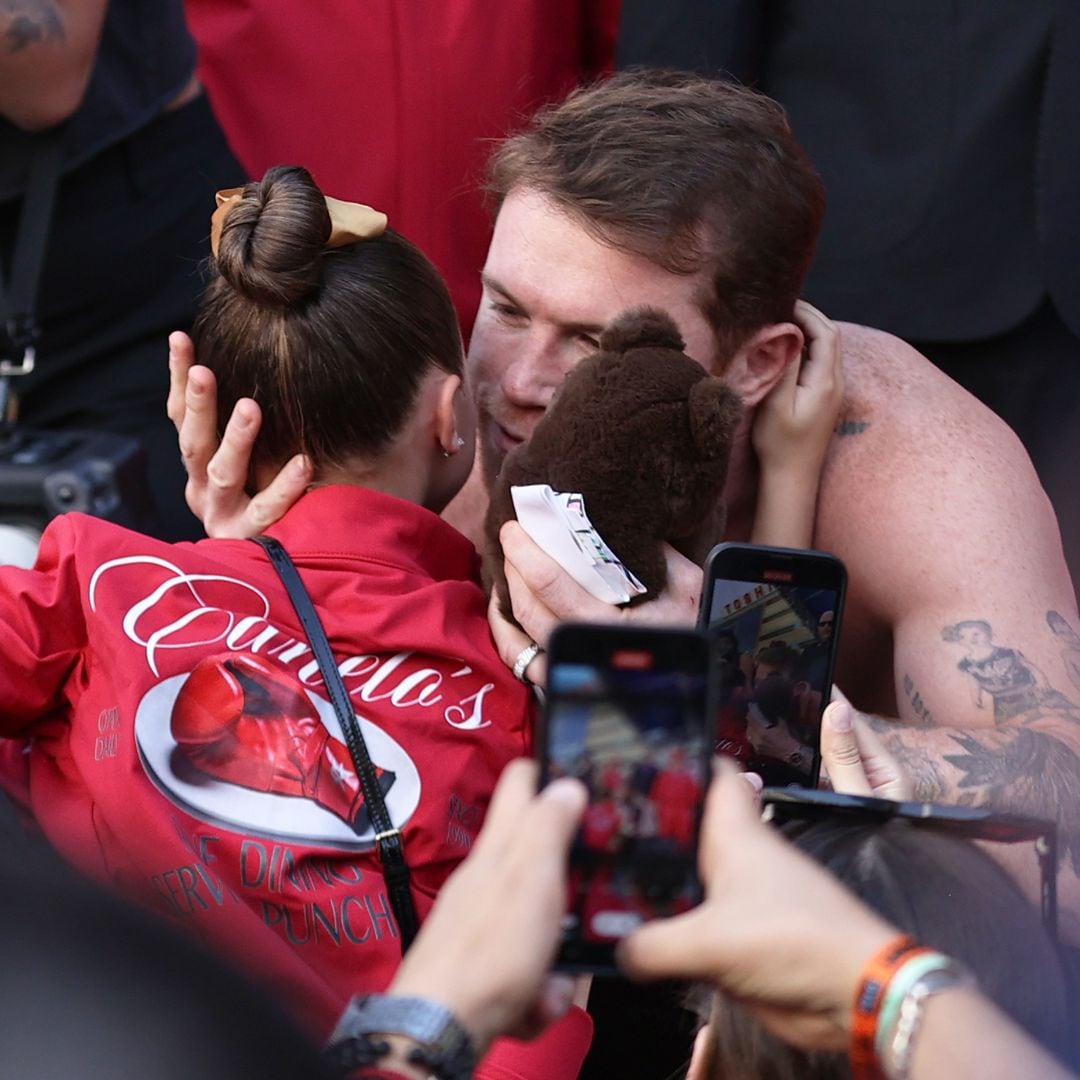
[209,187,388,256]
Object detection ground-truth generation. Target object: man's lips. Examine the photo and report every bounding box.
[489,419,527,453]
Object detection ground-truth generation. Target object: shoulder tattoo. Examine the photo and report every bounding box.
[4,3,64,53]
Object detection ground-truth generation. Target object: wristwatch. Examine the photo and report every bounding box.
[326,993,477,1080]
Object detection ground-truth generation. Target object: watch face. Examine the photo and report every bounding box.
[329,994,476,1080]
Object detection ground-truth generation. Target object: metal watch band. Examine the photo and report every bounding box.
[327,993,477,1080]
[881,960,976,1080]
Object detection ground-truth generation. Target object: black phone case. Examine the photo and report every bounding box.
[698,543,848,790]
[540,622,713,973]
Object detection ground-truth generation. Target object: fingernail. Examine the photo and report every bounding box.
[542,976,575,1019]
[290,455,311,480]
[542,777,587,808]
[740,771,764,793]
[830,702,853,732]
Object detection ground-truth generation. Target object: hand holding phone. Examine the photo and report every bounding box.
[540,623,713,973]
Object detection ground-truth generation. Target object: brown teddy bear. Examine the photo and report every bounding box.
[484,306,744,623]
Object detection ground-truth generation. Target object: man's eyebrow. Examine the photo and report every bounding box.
[481,272,605,338]
[480,271,517,304]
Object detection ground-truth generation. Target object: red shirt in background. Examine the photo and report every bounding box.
[184,0,621,339]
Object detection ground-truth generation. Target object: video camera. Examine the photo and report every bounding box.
[0,425,159,534]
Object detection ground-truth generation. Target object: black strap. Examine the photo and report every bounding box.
[1,131,65,361]
[250,535,419,950]
[1,131,65,424]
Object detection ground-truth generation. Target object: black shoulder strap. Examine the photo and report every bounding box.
[1,131,65,371]
[250,535,419,951]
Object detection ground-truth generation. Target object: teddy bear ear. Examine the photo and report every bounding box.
[688,377,744,459]
[599,306,685,354]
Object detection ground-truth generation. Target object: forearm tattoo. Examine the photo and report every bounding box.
[944,727,1080,874]
[875,614,1080,872]
[880,729,949,802]
[1047,610,1080,695]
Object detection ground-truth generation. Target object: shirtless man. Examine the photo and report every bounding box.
[169,69,1080,936]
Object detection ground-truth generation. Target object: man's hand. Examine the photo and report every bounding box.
[488,592,548,685]
[167,331,312,538]
[390,759,587,1053]
[819,697,913,801]
[498,521,701,647]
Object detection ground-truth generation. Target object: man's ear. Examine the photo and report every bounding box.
[722,322,804,407]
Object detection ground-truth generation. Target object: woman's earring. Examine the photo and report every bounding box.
[442,434,466,458]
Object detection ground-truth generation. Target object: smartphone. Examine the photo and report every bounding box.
[540,622,713,973]
[698,543,847,788]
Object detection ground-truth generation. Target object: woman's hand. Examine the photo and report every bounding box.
[752,300,844,475]
[748,302,844,548]
[167,331,312,537]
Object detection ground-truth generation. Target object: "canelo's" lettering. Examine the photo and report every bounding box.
[88,555,492,729]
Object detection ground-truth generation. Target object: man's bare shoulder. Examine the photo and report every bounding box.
[835,322,995,432]
[828,321,1036,479]
[818,323,1063,606]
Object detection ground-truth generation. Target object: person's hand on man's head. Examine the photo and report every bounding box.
[167,331,313,538]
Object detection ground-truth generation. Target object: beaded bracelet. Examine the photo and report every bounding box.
[849,934,930,1080]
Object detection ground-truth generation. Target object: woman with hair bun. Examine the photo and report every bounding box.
[0,165,589,1077]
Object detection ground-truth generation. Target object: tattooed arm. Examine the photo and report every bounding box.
[851,603,1080,940]
[873,545,1080,841]
[814,326,1080,934]
[1,1,107,129]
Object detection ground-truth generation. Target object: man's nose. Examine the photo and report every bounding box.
[500,332,567,408]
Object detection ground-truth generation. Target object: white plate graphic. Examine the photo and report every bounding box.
[134,674,421,850]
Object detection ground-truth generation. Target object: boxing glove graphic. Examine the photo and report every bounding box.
[172,652,395,834]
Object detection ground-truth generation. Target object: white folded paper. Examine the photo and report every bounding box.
[510,484,647,605]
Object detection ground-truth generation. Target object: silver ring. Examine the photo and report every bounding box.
[512,641,544,683]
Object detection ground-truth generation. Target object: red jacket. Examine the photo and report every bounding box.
[0,486,590,1075]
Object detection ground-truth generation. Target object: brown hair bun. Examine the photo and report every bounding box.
[214,165,331,307]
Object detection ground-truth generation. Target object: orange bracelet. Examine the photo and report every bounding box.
[850,934,931,1080]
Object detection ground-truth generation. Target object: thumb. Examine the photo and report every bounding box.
[819,701,873,796]
[535,776,589,845]
[616,905,723,984]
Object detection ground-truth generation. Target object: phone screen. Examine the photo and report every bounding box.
[700,545,846,788]
[542,624,712,972]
